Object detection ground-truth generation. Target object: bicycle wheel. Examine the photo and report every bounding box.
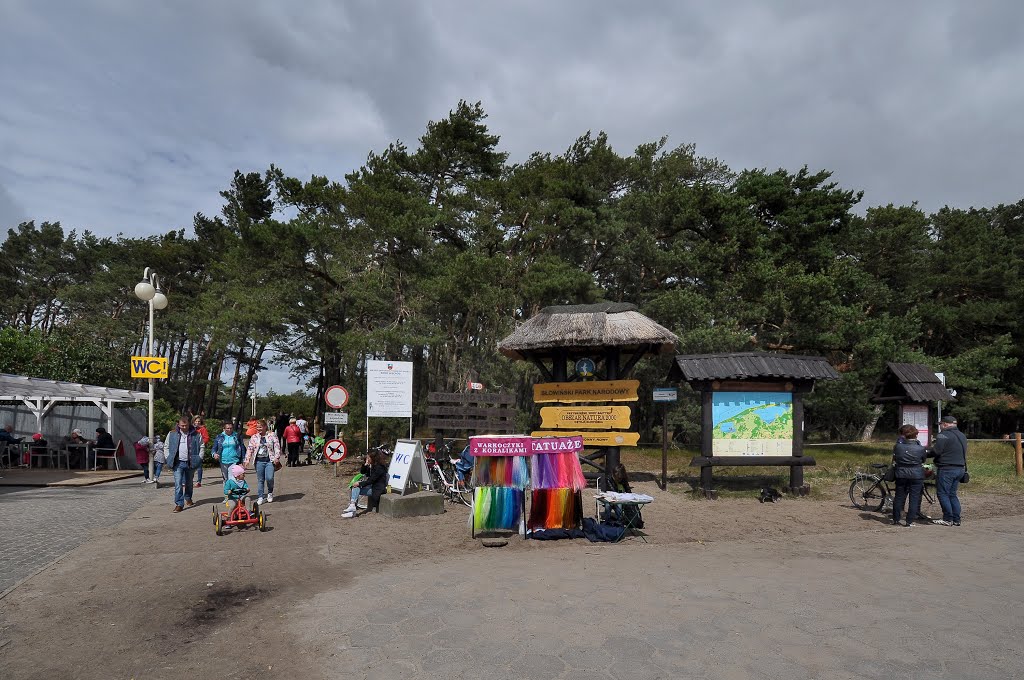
[849,476,886,512]
[451,481,473,507]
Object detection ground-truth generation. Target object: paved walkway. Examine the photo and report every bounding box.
[0,478,153,594]
[296,517,1024,680]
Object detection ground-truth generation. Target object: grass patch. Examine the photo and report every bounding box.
[615,441,1024,497]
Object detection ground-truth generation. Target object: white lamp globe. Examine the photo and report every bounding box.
[152,290,168,310]
[135,280,156,301]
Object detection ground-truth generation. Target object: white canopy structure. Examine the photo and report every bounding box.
[0,373,149,434]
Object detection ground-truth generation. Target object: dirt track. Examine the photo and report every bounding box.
[2,463,1023,679]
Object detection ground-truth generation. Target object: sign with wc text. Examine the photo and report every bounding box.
[386,439,431,494]
[130,356,168,379]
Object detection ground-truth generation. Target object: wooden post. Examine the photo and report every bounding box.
[661,402,668,490]
[1015,432,1023,477]
[789,392,805,493]
[700,389,713,496]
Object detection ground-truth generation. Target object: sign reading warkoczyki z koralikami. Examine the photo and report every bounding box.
[366,360,413,418]
[130,356,168,379]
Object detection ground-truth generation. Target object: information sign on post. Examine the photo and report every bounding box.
[324,412,349,425]
[653,387,677,490]
[653,387,678,402]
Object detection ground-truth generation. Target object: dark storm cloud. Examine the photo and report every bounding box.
[1,0,1022,241]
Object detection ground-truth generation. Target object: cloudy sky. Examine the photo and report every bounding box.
[2,1,1022,391]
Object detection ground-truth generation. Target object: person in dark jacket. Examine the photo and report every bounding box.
[342,448,389,518]
[930,415,968,526]
[892,424,927,527]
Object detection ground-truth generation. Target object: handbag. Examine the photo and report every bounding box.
[882,466,896,482]
[960,469,969,484]
[273,460,282,471]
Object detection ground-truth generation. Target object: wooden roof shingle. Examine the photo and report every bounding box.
[667,352,840,382]
[872,362,952,403]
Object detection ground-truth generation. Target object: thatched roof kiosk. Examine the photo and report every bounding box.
[498,303,678,381]
[498,303,678,486]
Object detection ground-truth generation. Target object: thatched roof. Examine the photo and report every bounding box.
[498,303,678,360]
[871,362,952,403]
[668,352,840,382]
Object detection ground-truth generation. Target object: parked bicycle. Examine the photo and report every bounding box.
[849,462,937,514]
[424,447,472,507]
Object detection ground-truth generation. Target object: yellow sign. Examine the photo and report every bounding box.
[130,356,168,379]
[533,380,640,403]
[531,431,641,447]
[540,405,632,430]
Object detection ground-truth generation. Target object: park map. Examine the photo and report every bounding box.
[712,392,794,456]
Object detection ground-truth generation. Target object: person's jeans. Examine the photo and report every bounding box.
[936,467,963,523]
[219,462,232,481]
[154,461,164,480]
[255,460,275,498]
[893,478,924,525]
[349,486,370,504]
[140,463,150,480]
[287,442,301,466]
[173,462,193,507]
[194,465,203,484]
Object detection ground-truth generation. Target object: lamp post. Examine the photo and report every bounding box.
[134,267,168,484]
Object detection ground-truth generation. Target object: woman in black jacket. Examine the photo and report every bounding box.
[892,424,927,527]
[342,448,389,518]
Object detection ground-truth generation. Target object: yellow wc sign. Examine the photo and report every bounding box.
[130,356,169,379]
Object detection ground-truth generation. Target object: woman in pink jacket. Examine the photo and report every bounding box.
[244,420,282,505]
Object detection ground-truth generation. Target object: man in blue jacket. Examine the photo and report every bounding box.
[165,416,203,512]
[931,415,968,526]
[211,420,245,482]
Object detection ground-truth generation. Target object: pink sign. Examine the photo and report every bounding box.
[470,435,531,457]
[531,435,584,454]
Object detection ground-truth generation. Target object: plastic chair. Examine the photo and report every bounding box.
[92,439,124,470]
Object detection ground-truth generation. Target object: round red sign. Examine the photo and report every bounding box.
[324,385,349,409]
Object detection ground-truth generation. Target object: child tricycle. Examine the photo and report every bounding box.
[215,464,268,535]
[213,496,267,535]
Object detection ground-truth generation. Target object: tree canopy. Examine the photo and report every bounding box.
[2,101,1020,439]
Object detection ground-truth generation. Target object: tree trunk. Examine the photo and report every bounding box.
[860,404,885,441]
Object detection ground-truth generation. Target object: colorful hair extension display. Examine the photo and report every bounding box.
[473,486,525,531]
[529,451,587,491]
[469,436,533,536]
[471,455,529,489]
[527,436,586,531]
[527,488,583,530]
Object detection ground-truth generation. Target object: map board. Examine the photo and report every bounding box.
[712,391,793,456]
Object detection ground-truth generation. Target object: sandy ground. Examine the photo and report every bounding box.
[2,461,1023,679]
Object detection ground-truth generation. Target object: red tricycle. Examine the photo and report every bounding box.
[213,496,268,535]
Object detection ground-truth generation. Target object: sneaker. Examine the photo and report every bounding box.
[184,499,194,508]
[905,523,917,527]
[266,493,274,503]
[341,510,355,518]
[195,482,201,487]
[172,505,183,513]
[953,521,961,526]
[256,496,265,505]
[933,519,953,526]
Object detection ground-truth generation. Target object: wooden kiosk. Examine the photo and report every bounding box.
[497,303,678,486]
[870,362,952,447]
[667,352,839,498]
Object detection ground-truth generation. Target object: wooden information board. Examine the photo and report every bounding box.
[539,405,631,430]
[531,430,640,447]
[533,380,639,403]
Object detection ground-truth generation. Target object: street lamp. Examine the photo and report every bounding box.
[134,267,167,484]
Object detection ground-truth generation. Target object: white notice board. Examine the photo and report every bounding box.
[386,439,431,495]
[901,404,930,447]
[367,360,413,418]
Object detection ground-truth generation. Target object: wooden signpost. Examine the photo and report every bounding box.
[539,405,631,429]
[534,380,640,403]
[531,430,640,446]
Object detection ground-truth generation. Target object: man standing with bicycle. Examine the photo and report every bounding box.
[931,415,968,526]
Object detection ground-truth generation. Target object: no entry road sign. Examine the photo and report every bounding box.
[324,438,347,463]
[324,385,350,409]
